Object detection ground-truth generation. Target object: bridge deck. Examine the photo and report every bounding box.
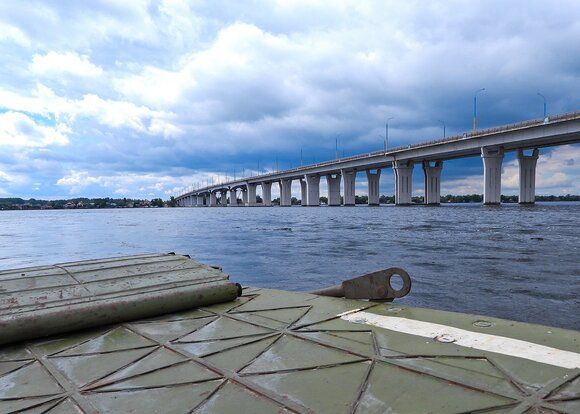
[178,110,580,198]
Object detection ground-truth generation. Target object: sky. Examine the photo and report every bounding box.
[0,0,578,200]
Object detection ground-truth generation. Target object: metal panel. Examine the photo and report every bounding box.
[0,262,579,413]
[0,253,240,345]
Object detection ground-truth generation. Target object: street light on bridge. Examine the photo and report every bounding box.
[537,92,547,119]
[385,117,394,153]
[473,88,485,132]
[437,119,446,138]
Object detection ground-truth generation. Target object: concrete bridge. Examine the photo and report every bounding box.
[175,111,580,207]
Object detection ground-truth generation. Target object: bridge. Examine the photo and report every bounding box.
[175,111,580,207]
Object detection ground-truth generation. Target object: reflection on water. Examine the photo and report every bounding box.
[1,203,579,329]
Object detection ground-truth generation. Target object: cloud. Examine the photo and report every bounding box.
[0,1,578,199]
[0,111,69,147]
[502,145,580,195]
[0,22,30,47]
[56,169,228,198]
[0,84,183,138]
[30,51,103,78]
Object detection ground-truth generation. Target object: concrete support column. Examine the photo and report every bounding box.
[299,179,307,206]
[209,192,217,207]
[229,189,237,207]
[279,179,292,207]
[366,169,381,206]
[393,161,414,205]
[305,174,320,206]
[241,187,248,206]
[481,147,504,205]
[326,173,342,206]
[262,182,272,206]
[422,161,443,205]
[247,183,257,206]
[518,149,539,204]
[195,195,201,206]
[342,170,356,206]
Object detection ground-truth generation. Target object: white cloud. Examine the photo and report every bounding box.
[57,170,194,197]
[441,176,483,195]
[0,111,69,147]
[503,145,580,194]
[56,169,246,198]
[0,84,183,138]
[30,51,103,78]
[0,22,30,47]
[441,145,580,195]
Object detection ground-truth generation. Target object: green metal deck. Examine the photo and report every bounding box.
[0,255,578,413]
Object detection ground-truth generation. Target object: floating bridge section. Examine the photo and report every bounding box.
[176,111,580,206]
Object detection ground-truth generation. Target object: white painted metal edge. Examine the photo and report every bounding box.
[341,311,580,369]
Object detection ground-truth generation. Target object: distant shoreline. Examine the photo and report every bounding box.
[1,195,579,210]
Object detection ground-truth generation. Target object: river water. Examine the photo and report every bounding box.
[1,203,578,329]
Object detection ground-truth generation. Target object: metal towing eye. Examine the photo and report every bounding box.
[310,267,412,302]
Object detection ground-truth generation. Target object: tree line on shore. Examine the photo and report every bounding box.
[1,194,578,210]
[0,197,165,210]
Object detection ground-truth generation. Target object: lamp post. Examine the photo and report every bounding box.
[300,148,303,166]
[437,119,446,138]
[473,88,485,133]
[385,117,394,153]
[537,92,547,119]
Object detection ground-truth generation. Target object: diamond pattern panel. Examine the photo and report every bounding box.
[0,288,577,413]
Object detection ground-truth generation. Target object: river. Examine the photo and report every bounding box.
[1,203,578,329]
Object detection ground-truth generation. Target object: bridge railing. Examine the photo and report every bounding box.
[180,110,579,197]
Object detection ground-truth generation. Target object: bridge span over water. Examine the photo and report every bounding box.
[175,111,580,207]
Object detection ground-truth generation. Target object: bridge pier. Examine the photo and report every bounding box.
[279,179,292,206]
[305,174,320,206]
[393,160,414,205]
[299,179,307,206]
[262,182,272,206]
[518,149,539,204]
[422,161,443,205]
[366,169,381,206]
[481,147,504,205]
[229,189,237,207]
[342,170,356,206]
[326,173,341,206]
[209,192,217,207]
[220,191,227,206]
[247,183,257,206]
[241,187,248,206]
